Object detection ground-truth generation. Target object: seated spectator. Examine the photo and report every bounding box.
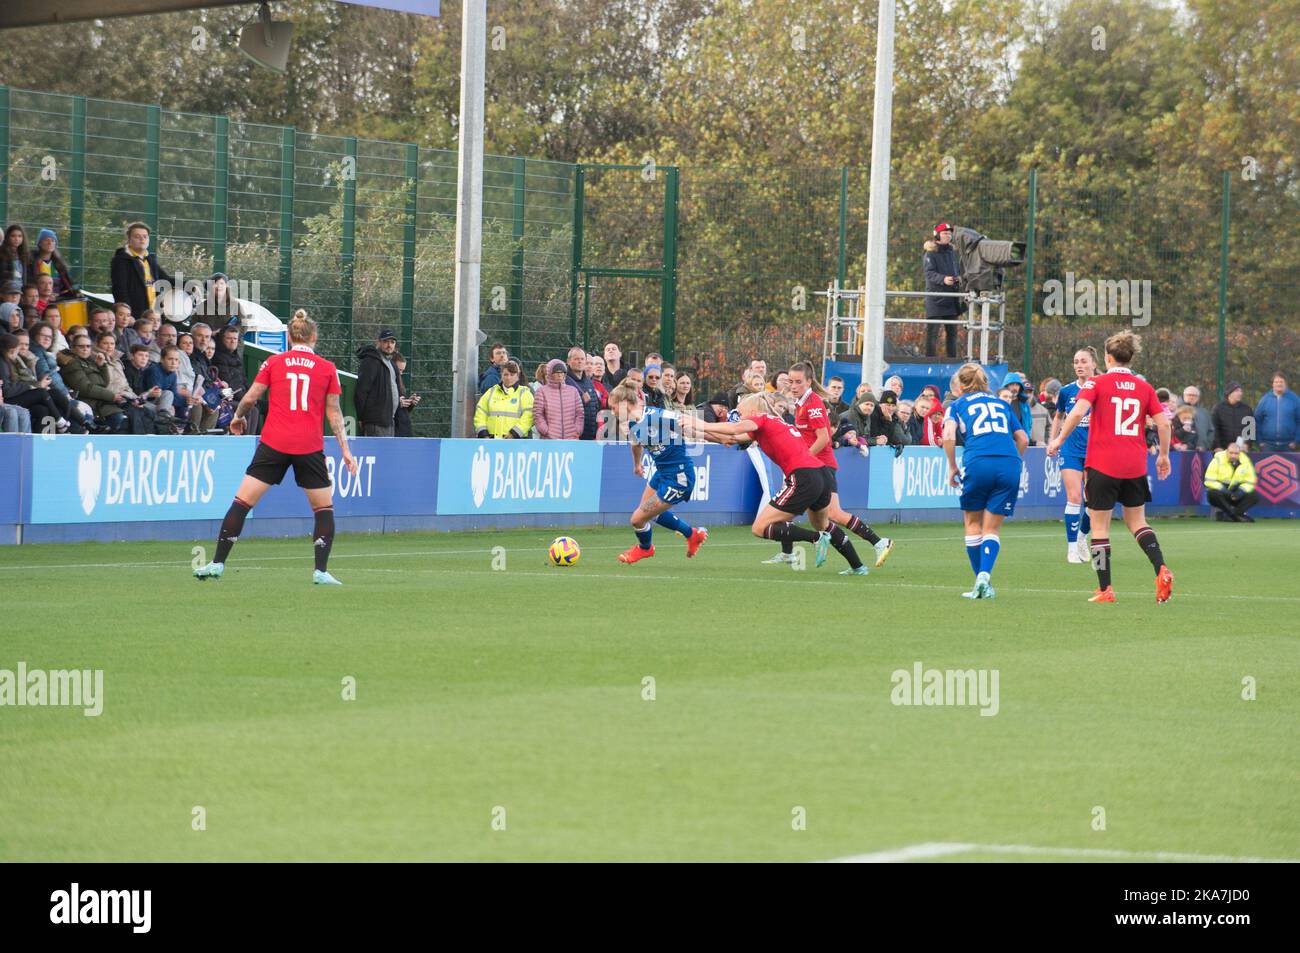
[155,321,179,364]
[0,331,68,432]
[478,341,509,394]
[394,352,419,437]
[193,272,243,332]
[112,302,134,348]
[33,274,55,316]
[696,392,731,423]
[824,376,849,426]
[143,346,187,430]
[1178,385,1215,450]
[474,358,534,438]
[0,388,32,433]
[23,325,90,432]
[1212,382,1252,451]
[1204,443,1259,522]
[20,284,38,311]
[110,221,172,322]
[189,323,213,377]
[533,359,583,439]
[26,228,76,297]
[0,281,19,308]
[120,310,156,357]
[178,330,218,433]
[0,301,20,334]
[1172,405,1200,451]
[355,328,401,437]
[61,334,128,432]
[911,389,945,446]
[871,390,911,448]
[211,325,258,433]
[1,226,28,289]
[1254,373,1299,451]
[123,343,174,416]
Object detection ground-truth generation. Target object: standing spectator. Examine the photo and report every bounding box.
[1172,405,1200,451]
[478,342,509,393]
[393,352,419,437]
[884,375,906,400]
[1,331,67,432]
[193,272,243,332]
[530,362,547,395]
[1179,385,1215,450]
[110,222,173,321]
[1204,443,1259,522]
[838,391,877,450]
[897,399,914,428]
[1254,373,1299,451]
[588,354,609,408]
[696,392,730,423]
[533,359,583,439]
[644,364,665,409]
[923,222,962,359]
[674,371,694,409]
[659,366,682,411]
[825,376,849,426]
[565,345,600,439]
[1001,372,1035,442]
[26,228,76,296]
[911,389,945,446]
[474,358,534,438]
[355,328,401,437]
[1212,382,1252,451]
[601,341,627,390]
[1,225,29,289]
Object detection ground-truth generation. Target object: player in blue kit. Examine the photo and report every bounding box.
[1050,347,1098,564]
[943,363,1030,599]
[607,379,708,564]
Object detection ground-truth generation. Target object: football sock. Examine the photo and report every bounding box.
[1064,502,1081,543]
[845,515,882,545]
[780,538,794,555]
[1133,525,1166,575]
[829,526,863,570]
[979,534,1000,577]
[634,522,653,550]
[655,510,693,539]
[965,534,982,574]
[214,497,251,564]
[312,506,335,572]
[1081,509,1091,536]
[1091,537,1112,589]
[763,522,821,545]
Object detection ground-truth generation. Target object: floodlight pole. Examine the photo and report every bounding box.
[860,0,895,393]
[451,0,487,437]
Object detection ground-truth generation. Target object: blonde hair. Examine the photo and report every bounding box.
[736,393,771,417]
[1104,331,1140,364]
[952,362,989,395]
[608,379,641,409]
[288,308,317,344]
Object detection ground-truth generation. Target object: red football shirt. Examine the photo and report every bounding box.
[253,345,342,454]
[793,391,837,468]
[1077,367,1164,478]
[748,414,823,475]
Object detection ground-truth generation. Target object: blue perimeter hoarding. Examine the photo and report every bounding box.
[2,435,1296,543]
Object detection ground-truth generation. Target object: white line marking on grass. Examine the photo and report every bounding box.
[829,842,1300,863]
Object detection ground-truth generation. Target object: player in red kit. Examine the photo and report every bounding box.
[195,309,358,585]
[1048,331,1174,604]
[760,361,894,573]
[680,392,860,571]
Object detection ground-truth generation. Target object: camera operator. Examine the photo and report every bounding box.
[923,222,963,359]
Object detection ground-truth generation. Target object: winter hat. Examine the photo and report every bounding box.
[36,228,57,247]
[546,358,567,374]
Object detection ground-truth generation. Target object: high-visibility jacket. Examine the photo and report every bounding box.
[1204,450,1256,493]
[474,383,534,438]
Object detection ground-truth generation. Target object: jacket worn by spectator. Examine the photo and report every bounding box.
[110,246,173,321]
[475,383,535,438]
[566,369,600,439]
[355,344,400,428]
[1212,399,1253,450]
[1204,450,1256,493]
[869,407,911,447]
[1185,404,1215,451]
[1001,372,1035,441]
[1254,388,1300,447]
[533,379,584,439]
[211,338,250,399]
[478,362,504,394]
[61,354,120,419]
[923,241,962,318]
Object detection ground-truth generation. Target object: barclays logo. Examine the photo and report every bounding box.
[893,452,960,503]
[471,445,576,508]
[76,441,215,514]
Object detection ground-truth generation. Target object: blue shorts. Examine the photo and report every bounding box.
[650,464,695,505]
[960,457,1021,516]
[1061,432,1088,472]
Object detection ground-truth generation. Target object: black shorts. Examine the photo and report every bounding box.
[246,442,331,490]
[771,466,832,514]
[1085,467,1151,510]
[821,465,839,495]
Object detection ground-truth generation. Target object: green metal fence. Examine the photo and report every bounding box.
[2,84,1295,432]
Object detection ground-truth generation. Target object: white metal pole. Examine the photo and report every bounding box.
[450,0,487,438]
[860,0,895,394]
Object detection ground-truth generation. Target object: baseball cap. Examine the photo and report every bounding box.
[934,222,952,235]
[378,328,397,341]
[708,392,729,407]
[1,280,21,295]
[879,390,898,405]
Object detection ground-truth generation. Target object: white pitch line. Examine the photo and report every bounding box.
[829,842,1300,863]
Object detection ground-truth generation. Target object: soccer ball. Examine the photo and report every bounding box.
[548,536,581,567]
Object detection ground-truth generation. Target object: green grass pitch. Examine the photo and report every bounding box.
[1,519,1296,862]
